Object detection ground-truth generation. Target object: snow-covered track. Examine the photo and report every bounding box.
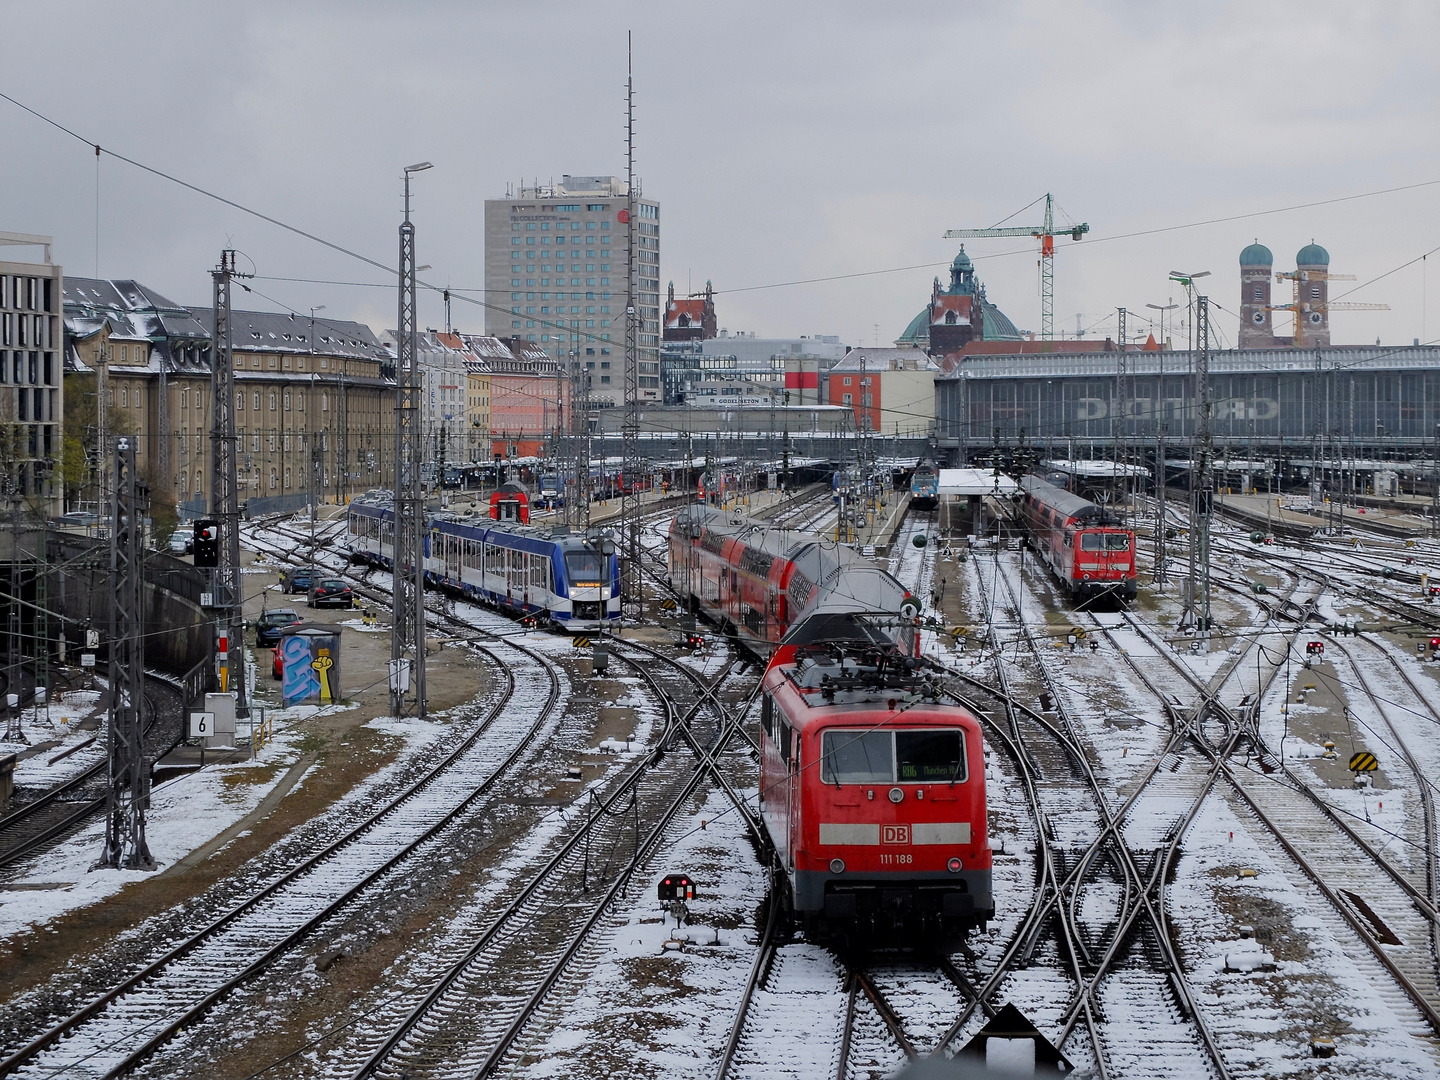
[0,643,561,1079]
[342,645,750,1079]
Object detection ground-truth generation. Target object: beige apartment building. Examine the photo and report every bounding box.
[65,278,394,513]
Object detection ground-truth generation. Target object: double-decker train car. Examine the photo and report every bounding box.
[909,459,939,510]
[489,481,531,524]
[667,505,917,653]
[760,617,993,944]
[346,497,619,631]
[1018,475,1137,602]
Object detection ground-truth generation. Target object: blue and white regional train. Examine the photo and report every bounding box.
[909,459,939,509]
[346,497,620,631]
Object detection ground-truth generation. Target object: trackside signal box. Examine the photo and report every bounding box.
[1305,641,1324,657]
[657,874,696,901]
[193,519,219,567]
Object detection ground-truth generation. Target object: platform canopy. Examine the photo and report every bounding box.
[1042,458,1152,479]
[937,468,1019,495]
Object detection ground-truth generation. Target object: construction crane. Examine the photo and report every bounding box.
[1266,269,1389,347]
[945,193,1089,341]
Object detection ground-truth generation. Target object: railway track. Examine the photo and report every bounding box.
[952,546,1228,1079]
[333,624,755,1078]
[0,671,188,874]
[0,612,565,1078]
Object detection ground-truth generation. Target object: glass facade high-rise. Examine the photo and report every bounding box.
[484,176,660,404]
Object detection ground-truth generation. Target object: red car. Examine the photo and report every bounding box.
[272,647,283,680]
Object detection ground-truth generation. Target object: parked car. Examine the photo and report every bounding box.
[255,608,303,647]
[281,566,317,593]
[272,647,284,680]
[167,532,192,555]
[309,578,354,609]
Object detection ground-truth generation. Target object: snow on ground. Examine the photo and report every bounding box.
[508,787,771,1080]
[1171,794,1440,1078]
[2,691,107,788]
[0,696,444,940]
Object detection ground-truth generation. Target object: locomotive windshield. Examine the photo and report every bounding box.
[565,551,605,583]
[1081,533,1131,552]
[820,728,966,784]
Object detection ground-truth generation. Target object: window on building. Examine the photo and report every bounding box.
[843,394,853,405]
[1311,285,1321,299]
[844,377,852,386]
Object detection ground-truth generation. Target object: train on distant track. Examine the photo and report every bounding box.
[668,505,992,943]
[1018,474,1137,602]
[346,496,620,631]
[909,459,939,509]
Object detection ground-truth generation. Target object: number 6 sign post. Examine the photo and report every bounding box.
[190,711,215,766]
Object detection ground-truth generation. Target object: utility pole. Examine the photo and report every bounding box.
[102,436,153,869]
[392,162,432,718]
[210,250,247,713]
[1181,297,1213,637]
[1114,306,1128,522]
[619,34,642,619]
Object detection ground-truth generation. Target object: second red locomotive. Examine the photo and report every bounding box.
[1018,475,1137,602]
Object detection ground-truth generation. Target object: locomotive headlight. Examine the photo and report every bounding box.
[947,857,963,873]
[830,858,846,874]
[888,787,904,804]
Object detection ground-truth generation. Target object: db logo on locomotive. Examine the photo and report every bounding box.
[882,825,910,845]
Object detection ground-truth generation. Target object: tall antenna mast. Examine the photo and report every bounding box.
[620,31,642,619]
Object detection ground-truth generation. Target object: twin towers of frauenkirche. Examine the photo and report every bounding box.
[1238,240,1333,349]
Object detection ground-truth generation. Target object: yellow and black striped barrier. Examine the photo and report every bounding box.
[1349,752,1379,772]
[573,636,591,650]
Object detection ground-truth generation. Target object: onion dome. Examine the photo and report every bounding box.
[1296,241,1330,266]
[1239,240,1273,267]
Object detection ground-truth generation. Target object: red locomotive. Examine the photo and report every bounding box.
[667,505,917,652]
[1018,475,1137,602]
[489,481,530,524]
[760,626,993,943]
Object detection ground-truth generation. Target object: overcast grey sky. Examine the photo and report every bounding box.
[3,0,1437,349]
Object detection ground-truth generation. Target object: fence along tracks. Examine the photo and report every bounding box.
[0,639,562,1079]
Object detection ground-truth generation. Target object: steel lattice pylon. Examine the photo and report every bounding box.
[391,167,428,717]
[619,38,642,618]
[211,251,247,712]
[102,437,153,869]
[1182,297,1213,634]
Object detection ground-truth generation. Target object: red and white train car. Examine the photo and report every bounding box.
[667,505,916,652]
[760,627,993,943]
[1019,475,1137,602]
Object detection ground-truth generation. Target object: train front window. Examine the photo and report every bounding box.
[1105,534,1131,551]
[897,730,964,783]
[1080,533,1104,551]
[565,552,604,582]
[821,729,966,784]
[821,731,892,784]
